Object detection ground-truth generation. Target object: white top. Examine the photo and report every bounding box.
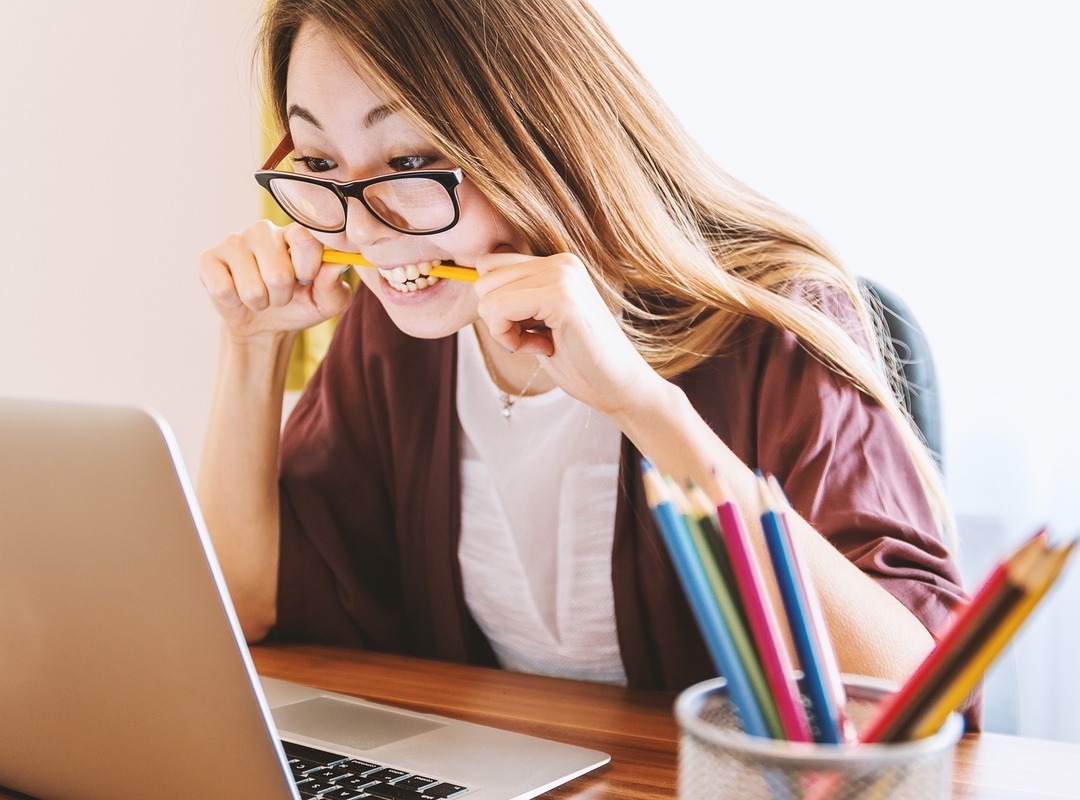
[456,325,627,685]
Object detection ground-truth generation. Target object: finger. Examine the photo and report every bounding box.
[207,230,272,312]
[513,327,555,357]
[311,261,354,319]
[249,230,300,308]
[284,224,325,283]
[473,247,534,280]
[198,249,244,311]
[479,283,554,354]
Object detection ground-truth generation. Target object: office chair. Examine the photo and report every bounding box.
[860,278,943,470]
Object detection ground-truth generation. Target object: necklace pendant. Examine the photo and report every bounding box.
[499,393,513,423]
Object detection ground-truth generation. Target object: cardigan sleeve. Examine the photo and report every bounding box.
[272,290,409,650]
[748,294,966,639]
[270,288,484,665]
[660,289,980,725]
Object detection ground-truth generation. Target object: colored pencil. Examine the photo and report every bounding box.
[685,483,743,621]
[859,530,1049,743]
[757,474,843,744]
[668,478,785,740]
[711,475,813,743]
[908,539,1075,740]
[321,249,478,282]
[641,460,768,738]
[766,476,855,745]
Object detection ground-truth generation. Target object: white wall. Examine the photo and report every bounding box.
[2,0,1076,741]
[587,0,1080,740]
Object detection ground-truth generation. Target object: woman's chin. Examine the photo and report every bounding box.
[370,271,476,339]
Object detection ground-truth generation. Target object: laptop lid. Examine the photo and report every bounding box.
[0,398,609,800]
[0,398,298,800]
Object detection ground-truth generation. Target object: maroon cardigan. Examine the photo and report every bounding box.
[273,285,975,719]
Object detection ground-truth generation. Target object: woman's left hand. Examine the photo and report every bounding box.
[473,249,666,420]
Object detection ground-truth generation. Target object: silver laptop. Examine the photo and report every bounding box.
[0,398,609,800]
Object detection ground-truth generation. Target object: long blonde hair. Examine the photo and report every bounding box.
[260,0,953,540]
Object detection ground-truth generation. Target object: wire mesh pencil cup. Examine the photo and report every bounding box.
[675,675,964,800]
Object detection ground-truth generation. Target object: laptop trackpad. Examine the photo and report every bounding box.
[272,696,446,751]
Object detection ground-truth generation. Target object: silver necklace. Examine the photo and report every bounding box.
[475,328,544,423]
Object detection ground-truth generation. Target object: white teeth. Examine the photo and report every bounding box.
[377,262,444,293]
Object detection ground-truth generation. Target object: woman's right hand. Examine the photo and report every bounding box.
[198,220,353,338]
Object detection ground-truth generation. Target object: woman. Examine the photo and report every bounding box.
[198,0,969,702]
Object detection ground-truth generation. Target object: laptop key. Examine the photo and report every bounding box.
[283,741,351,766]
[367,767,409,782]
[334,776,378,791]
[307,766,358,782]
[290,757,324,775]
[295,778,338,794]
[343,758,383,775]
[396,775,437,791]
[425,783,469,798]
[364,781,436,800]
[319,789,367,800]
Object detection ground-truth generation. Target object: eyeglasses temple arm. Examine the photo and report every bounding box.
[261,133,294,171]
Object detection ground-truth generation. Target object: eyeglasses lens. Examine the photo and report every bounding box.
[268,175,455,233]
[268,178,345,232]
[363,178,456,234]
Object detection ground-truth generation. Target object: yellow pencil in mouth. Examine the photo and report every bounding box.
[321,249,478,283]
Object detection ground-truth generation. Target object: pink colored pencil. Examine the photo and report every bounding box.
[711,476,813,742]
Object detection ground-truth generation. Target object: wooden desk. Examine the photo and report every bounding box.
[2,643,1073,799]
[249,644,1078,800]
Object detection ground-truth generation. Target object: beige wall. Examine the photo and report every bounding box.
[0,0,263,473]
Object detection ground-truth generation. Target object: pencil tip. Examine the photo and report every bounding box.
[765,474,791,508]
[755,472,772,510]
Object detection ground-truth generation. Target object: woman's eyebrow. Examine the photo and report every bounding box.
[362,103,398,129]
[287,104,322,129]
[286,102,398,130]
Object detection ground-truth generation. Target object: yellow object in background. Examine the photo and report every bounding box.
[260,115,355,392]
[282,276,357,391]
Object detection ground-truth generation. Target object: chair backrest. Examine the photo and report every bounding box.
[860,278,943,470]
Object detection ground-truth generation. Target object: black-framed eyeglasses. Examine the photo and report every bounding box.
[255,133,463,235]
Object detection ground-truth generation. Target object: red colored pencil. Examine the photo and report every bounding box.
[860,529,1048,743]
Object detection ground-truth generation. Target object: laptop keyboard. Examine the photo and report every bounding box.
[283,740,469,800]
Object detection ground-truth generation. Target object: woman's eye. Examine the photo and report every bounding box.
[388,154,439,171]
[292,156,337,173]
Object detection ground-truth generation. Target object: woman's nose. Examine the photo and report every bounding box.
[343,197,393,248]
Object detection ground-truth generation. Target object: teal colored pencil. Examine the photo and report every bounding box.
[685,483,746,629]
[667,478,785,741]
[641,461,769,739]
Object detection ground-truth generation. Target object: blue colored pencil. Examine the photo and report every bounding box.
[757,474,844,744]
[767,475,855,744]
[641,460,769,738]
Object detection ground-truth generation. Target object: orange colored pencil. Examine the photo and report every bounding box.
[860,530,1049,743]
